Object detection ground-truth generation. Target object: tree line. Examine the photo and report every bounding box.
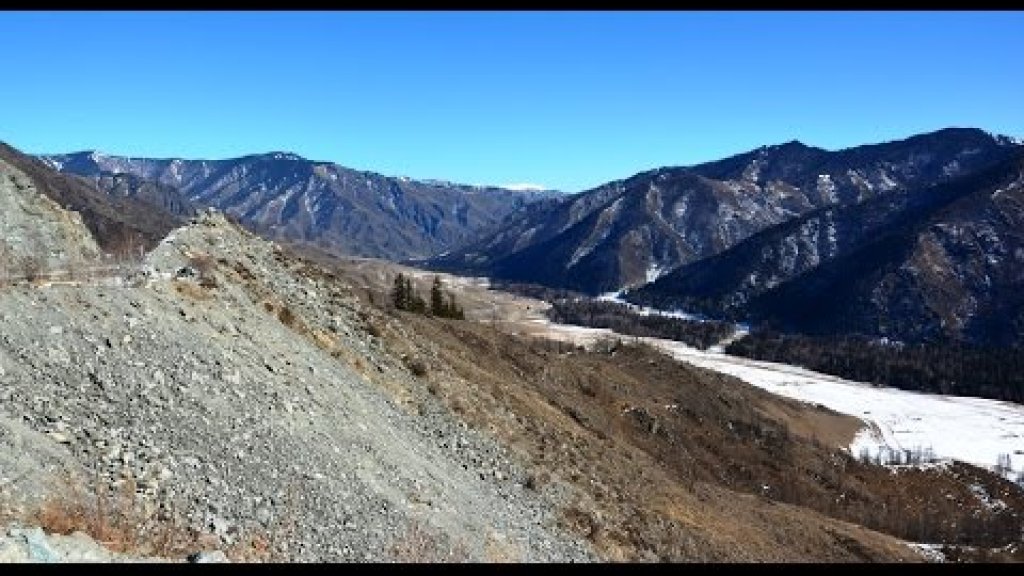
[726,331,1024,404]
[392,273,465,320]
[545,298,735,350]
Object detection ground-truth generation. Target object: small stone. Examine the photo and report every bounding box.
[255,507,273,526]
[47,431,72,444]
[187,550,229,563]
[14,527,60,562]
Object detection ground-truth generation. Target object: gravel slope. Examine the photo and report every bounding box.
[0,202,594,561]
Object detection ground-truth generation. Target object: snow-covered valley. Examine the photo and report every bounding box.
[524,315,1024,483]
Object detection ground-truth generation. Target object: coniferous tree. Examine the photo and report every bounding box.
[406,276,427,313]
[392,273,408,310]
[430,275,446,317]
[447,292,465,320]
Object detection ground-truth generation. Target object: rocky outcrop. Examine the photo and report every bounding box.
[0,155,101,277]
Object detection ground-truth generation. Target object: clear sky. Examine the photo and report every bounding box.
[2,11,1021,193]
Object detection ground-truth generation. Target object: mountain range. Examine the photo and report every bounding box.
[429,128,1021,295]
[28,127,1024,347]
[627,150,1024,346]
[40,151,557,261]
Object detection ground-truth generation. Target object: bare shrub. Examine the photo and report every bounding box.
[277,305,296,328]
[29,470,197,558]
[224,481,299,562]
[187,252,217,289]
[404,356,429,378]
[19,253,45,283]
[591,337,621,355]
[110,231,145,265]
[21,469,307,562]
[366,321,384,338]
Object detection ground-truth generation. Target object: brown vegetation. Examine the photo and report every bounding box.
[186,252,218,289]
[270,249,1023,561]
[27,471,197,558]
[154,240,1024,561]
[376,294,1024,561]
[172,279,213,301]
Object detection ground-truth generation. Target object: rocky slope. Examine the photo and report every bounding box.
[629,150,1024,346]
[40,151,555,262]
[0,143,185,255]
[0,209,595,562]
[429,128,1021,294]
[0,154,101,276]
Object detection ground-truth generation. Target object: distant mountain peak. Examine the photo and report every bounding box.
[265,151,305,161]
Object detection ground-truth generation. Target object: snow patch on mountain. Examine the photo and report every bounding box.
[501,183,548,192]
[646,263,668,284]
[816,174,837,203]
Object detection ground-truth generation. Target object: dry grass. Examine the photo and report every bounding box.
[375,310,1024,561]
[28,471,197,558]
[19,471,309,562]
[164,244,1021,561]
[187,252,216,278]
[172,279,213,301]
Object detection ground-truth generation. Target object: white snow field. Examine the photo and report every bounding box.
[528,318,1024,482]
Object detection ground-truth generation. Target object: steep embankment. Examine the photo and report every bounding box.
[0,153,101,277]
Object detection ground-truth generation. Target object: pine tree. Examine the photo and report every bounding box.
[447,292,465,320]
[392,273,408,310]
[406,276,426,313]
[430,275,446,317]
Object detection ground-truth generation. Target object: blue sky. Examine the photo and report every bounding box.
[2,11,1022,192]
